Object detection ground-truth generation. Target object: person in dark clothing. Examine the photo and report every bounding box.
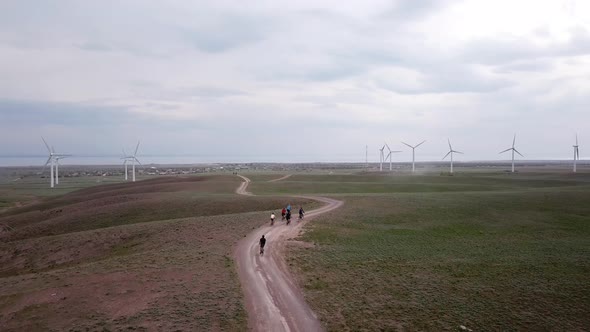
[298,207,305,220]
[286,211,291,225]
[259,235,266,255]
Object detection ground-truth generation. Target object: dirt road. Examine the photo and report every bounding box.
[269,174,292,182]
[236,175,253,195]
[234,175,342,332]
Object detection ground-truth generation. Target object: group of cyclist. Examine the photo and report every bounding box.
[261,204,306,255]
[270,204,304,226]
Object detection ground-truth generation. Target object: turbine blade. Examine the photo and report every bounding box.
[415,140,426,148]
[499,148,512,154]
[512,134,516,148]
[41,137,51,153]
[454,150,464,154]
[44,156,52,166]
[134,157,142,165]
[385,143,391,152]
[401,142,412,148]
[514,149,524,157]
[443,151,451,160]
[576,133,578,146]
[447,138,452,150]
[134,141,140,157]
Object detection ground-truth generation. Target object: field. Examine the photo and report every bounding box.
[2,167,589,331]
[249,170,590,330]
[0,174,314,331]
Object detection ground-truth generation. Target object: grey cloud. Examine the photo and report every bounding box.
[128,82,247,101]
[461,27,590,65]
[75,42,112,52]
[0,99,222,130]
[179,13,272,53]
[379,0,449,20]
[493,60,554,74]
[376,64,513,95]
[0,99,125,126]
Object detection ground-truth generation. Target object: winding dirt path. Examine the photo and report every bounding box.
[234,175,342,332]
[236,175,253,195]
[269,174,292,182]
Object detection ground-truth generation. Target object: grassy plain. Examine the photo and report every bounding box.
[250,170,590,331]
[0,175,312,331]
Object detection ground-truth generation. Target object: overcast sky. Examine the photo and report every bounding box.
[0,0,589,164]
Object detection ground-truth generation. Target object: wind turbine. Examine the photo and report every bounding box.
[122,141,142,182]
[379,144,386,171]
[443,139,463,174]
[385,143,401,171]
[401,140,426,173]
[499,134,523,173]
[54,155,68,185]
[121,149,131,181]
[41,138,70,188]
[573,134,580,173]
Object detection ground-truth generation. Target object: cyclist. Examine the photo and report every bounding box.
[259,235,266,255]
[298,207,305,220]
[286,211,291,225]
[270,212,275,225]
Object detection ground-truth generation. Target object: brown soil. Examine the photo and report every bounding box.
[0,175,314,331]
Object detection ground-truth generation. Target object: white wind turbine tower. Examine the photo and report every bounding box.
[385,143,401,171]
[499,134,523,173]
[401,140,426,173]
[443,139,463,174]
[379,144,386,171]
[573,134,580,173]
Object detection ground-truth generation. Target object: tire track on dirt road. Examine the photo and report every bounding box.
[234,175,342,332]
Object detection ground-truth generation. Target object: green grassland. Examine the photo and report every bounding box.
[249,172,590,195]
[249,170,590,330]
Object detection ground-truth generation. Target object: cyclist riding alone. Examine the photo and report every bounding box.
[259,235,266,255]
[270,212,275,225]
[299,206,305,220]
